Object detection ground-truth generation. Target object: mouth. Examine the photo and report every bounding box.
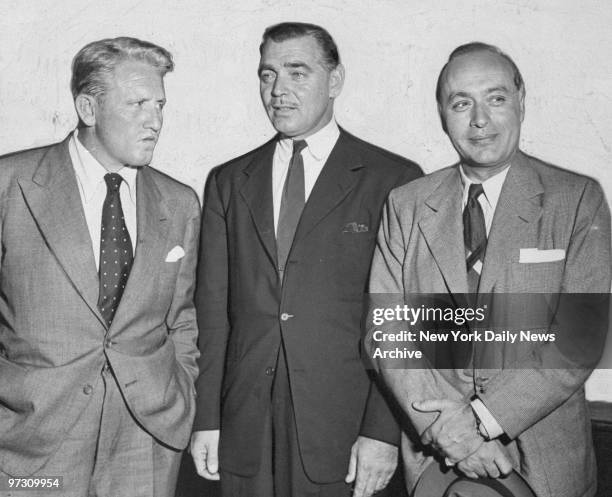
[271,104,297,115]
[140,136,158,144]
[468,134,497,146]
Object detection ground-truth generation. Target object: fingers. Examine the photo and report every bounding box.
[345,444,357,484]
[352,469,376,497]
[412,399,456,413]
[205,445,220,480]
[494,448,514,476]
[456,460,479,479]
[190,431,221,481]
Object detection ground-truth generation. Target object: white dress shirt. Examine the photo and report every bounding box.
[68,130,138,269]
[459,164,511,440]
[272,119,340,234]
[459,164,510,235]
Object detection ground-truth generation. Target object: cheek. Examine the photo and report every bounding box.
[445,117,468,140]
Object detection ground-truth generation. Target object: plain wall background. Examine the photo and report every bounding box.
[2,0,611,397]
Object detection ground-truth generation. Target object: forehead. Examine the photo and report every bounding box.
[441,51,516,97]
[260,36,326,67]
[106,59,165,93]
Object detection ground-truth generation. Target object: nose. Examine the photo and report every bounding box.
[271,74,288,97]
[469,102,488,128]
[145,105,163,133]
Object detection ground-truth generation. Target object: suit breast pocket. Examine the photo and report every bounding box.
[508,260,565,292]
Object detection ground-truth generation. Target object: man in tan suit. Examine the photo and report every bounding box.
[0,37,200,497]
[366,42,610,496]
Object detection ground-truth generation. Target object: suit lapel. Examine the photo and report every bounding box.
[418,167,469,295]
[17,138,104,324]
[111,166,171,329]
[239,139,278,268]
[293,131,363,242]
[479,152,544,293]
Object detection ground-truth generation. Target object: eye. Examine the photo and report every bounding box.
[259,70,275,83]
[291,71,306,80]
[451,100,471,111]
[489,95,507,105]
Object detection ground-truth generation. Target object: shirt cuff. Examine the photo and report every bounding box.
[470,398,505,439]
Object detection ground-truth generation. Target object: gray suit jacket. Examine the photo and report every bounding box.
[0,138,200,476]
[368,151,611,497]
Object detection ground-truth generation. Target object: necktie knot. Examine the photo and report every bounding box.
[467,183,484,203]
[104,173,123,193]
[291,140,307,160]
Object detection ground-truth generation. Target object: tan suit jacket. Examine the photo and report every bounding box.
[368,151,611,497]
[0,138,200,476]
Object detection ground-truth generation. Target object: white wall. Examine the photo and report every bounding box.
[2,0,612,397]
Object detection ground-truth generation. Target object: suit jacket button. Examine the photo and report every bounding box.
[265,367,275,376]
[280,313,293,321]
[83,384,93,395]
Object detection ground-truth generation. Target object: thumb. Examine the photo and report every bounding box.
[192,445,207,476]
[345,446,357,483]
[206,442,219,474]
[412,399,455,412]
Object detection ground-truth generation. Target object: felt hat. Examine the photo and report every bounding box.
[412,461,537,497]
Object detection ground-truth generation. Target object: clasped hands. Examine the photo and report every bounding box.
[413,399,513,479]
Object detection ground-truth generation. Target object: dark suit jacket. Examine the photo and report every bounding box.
[194,129,422,482]
[368,151,611,497]
[0,138,201,476]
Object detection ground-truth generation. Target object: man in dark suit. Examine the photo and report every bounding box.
[0,38,200,497]
[366,42,610,497]
[191,22,422,497]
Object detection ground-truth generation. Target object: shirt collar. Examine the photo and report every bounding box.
[459,163,511,212]
[277,118,340,161]
[70,129,137,203]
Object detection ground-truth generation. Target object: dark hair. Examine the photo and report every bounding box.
[71,36,174,99]
[436,42,525,105]
[259,22,340,70]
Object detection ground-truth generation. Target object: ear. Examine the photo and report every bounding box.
[74,93,98,127]
[328,63,345,99]
[437,102,448,134]
[518,87,526,123]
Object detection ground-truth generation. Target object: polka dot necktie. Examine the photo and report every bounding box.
[98,173,134,326]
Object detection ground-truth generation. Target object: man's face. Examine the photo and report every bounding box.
[438,50,525,173]
[258,36,343,140]
[91,60,166,169]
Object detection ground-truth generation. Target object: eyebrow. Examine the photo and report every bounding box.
[258,60,313,75]
[447,86,512,102]
[283,61,312,71]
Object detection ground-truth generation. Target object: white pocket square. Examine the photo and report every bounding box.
[519,248,565,263]
[165,245,185,262]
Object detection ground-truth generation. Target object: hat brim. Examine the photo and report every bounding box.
[412,460,537,497]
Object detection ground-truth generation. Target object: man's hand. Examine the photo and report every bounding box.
[345,436,398,497]
[456,440,514,479]
[413,399,483,464]
[190,430,220,480]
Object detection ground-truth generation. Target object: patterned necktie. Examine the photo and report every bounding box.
[276,140,307,281]
[463,183,487,294]
[98,173,134,326]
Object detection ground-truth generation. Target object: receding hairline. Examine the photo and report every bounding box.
[436,43,524,105]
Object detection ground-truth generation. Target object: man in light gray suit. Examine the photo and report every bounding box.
[0,37,200,497]
[366,42,610,496]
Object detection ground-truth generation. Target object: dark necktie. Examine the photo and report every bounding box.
[98,173,134,326]
[276,140,307,280]
[463,183,487,294]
